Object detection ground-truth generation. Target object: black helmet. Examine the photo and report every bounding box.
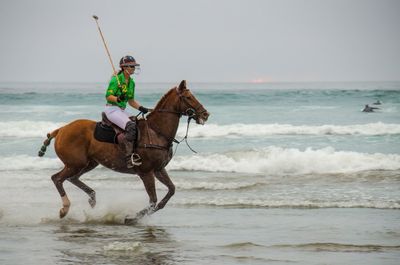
[119,55,138,67]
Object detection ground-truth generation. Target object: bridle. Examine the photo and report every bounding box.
[138,87,206,154]
[156,87,207,119]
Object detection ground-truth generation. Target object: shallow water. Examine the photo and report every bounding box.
[0,81,399,264]
[1,208,399,265]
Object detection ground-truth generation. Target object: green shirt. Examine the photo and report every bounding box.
[105,73,135,108]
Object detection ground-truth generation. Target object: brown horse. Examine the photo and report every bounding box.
[38,80,209,223]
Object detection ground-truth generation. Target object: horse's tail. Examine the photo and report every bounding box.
[38,128,60,157]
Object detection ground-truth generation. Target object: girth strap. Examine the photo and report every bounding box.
[137,143,172,151]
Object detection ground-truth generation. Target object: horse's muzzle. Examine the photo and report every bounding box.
[196,110,210,125]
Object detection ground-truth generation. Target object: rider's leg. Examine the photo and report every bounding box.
[104,106,139,168]
[124,120,140,168]
[104,106,131,129]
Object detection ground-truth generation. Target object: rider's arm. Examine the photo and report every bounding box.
[105,76,123,103]
[106,95,119,103]
[128,99,141,110]
[128,99,150,113]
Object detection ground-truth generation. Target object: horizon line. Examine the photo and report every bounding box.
[1,80,400,84]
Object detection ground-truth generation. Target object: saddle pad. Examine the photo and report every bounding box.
[94,122,119,144]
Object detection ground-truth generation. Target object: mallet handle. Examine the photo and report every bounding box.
[92,15,121,87]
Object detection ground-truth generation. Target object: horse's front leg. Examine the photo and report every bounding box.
[154,168,175,211]
[125,171,157,225]
[139,171,157,208]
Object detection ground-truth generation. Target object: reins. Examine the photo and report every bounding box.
[173,116,197,155]
[137,88,204,155]
[139,110,197,155]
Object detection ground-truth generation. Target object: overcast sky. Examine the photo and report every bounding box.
[0,0,399,83]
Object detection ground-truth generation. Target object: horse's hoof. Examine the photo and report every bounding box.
[124,217,138,225]
[155,203,163,211]
[59,208,68,219]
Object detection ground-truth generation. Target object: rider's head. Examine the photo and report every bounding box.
[119,55,140,75]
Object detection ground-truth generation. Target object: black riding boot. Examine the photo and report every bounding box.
[124,121,141,168]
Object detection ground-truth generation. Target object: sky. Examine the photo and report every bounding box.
[0,0,399,83]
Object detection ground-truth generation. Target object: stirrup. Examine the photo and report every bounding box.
[130,153,142,166]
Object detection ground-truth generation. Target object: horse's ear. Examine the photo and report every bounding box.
[178,80,187,91]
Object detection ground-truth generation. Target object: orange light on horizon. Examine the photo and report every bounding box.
[251,77,274,83]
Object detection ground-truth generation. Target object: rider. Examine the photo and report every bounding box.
[104,55,150,168]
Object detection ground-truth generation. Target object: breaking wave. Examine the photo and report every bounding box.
[2,147,399,175]
[174,197,400,209]
[0,155,62,170]
[168,146,400,174]
[177,122,400,138]
[174,181,262,191]
[2,121,400,139]
[0,121,65,138]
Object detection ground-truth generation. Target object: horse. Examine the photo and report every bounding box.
[38,80,209,223]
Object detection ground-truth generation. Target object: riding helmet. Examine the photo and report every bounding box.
[119,55,137,66]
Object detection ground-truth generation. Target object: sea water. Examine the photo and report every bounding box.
[0,81,399,264]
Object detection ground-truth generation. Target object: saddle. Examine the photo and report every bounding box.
[93,113,138,145]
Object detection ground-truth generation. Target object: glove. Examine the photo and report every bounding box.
[138,106,149,114]
[117,93,126,103]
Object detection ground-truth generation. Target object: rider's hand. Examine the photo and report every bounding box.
[138,106,150,114]
[117,94,126,103]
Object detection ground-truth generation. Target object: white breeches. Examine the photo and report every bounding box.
[104,105,131,130]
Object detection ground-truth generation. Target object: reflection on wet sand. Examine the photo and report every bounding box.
[53,224,179,265]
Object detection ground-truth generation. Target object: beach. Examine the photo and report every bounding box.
[0,81,399,264]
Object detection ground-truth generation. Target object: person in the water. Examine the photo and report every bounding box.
[362,104,380,112]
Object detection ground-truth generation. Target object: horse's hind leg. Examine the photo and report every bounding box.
[51,166,83,218]
[67,160,99,208]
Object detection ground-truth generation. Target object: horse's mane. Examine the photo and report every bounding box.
[146,87,177,119]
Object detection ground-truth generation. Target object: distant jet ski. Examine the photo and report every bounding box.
[373,100,382,105]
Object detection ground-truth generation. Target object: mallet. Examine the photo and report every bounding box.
[92,15,121,86]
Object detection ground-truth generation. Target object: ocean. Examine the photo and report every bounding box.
[0,81,399,264]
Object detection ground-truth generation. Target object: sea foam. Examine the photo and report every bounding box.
[0,121,65,138]
[168,146,400,174]
[0,155,62,170]
[177,122,400,138]
[174,197,400,209]
[1,147,399,175]
[2,121,400,138]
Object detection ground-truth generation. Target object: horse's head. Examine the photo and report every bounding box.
[175,80,210,125]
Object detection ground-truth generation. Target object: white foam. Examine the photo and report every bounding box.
[0,188,147,225]
[174,197,400,209]
[2,121,399,139]
[168,146,400,174]
[0,155,62,170]
[175,181,261,190]
[0,121,65,138]
[177,122,400,138]
[1,147,399,175]
[103,241,143,252]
